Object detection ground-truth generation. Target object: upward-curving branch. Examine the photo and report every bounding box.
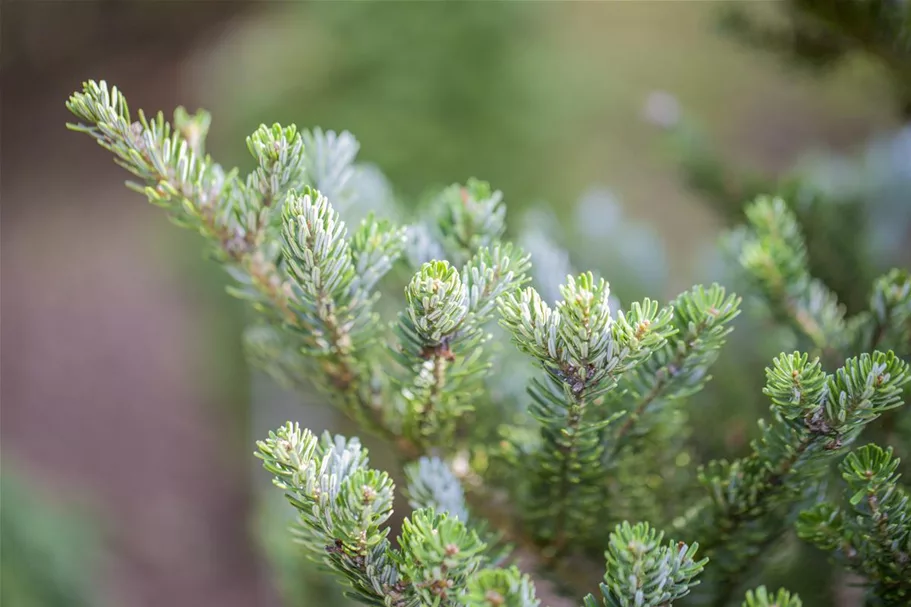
[66,80,911,607]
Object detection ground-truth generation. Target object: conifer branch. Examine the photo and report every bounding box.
[394,509,488,605]
[797,444,911,605]
[692,351,910,604]
[246,123,306,214]
[856,269,911,357]
[66,82,552,584]
[741,586,802,607]
[68,80,910,607]
[734,196,847,364]
[280,187,409,433]
[258,423,541,607]
[396,245,530,447]
[66,80,416,450]
[430,179,508,267]
[66,82,293,321]
[499,275,675,551]
[582,522,706,607]
[461,567,540,607]
[256,423,403,605]
[605,284,741,455]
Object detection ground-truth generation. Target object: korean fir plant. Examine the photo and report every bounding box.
[797,444,911,605]
[648,4,911,601]
[67,80,910,607]
[720,198,910,606]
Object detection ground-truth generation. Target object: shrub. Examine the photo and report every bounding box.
[67,80,910,607]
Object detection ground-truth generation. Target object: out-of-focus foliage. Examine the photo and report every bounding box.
[201,2,569,209]
[0,472,99,607]
[720,0,911,116]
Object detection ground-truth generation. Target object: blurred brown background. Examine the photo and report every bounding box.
[2,4,267,606]
[1,2,899,606]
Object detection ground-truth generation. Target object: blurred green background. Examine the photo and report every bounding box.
[2,2,906,607]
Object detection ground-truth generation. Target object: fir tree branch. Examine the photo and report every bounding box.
[67,83,552,589]
[258,423,542,607]
[741,586,802,607]
[396,246,530,447]
[797,444,911,605]
[499,275,675,552]
[256,423,404,606]
[692,351,910,605]
[857,269,911,357]
[582,522,707,607]
[246,123,306,213]
[394,509,488,605]
[66,81,298,323]
[430,179,508,267]
[605,284,741,456]
[67,81,416,452]
[734,196,847,364]
[281,187,409,433]
[460,567,540,607]
[398,259,471,439]
[71,80,904,607]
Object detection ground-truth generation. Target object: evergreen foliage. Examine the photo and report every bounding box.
[797,444,911,605]
[689,351,908,605]
[720,0,911,115]
[67,80,910,607]
[581,522,706,607]
[741,587,802,607]
[0,474,99,607]
[653,4,911,596]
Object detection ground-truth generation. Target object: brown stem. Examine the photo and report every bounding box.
[414,346,450,440]
[548,389,584,557]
